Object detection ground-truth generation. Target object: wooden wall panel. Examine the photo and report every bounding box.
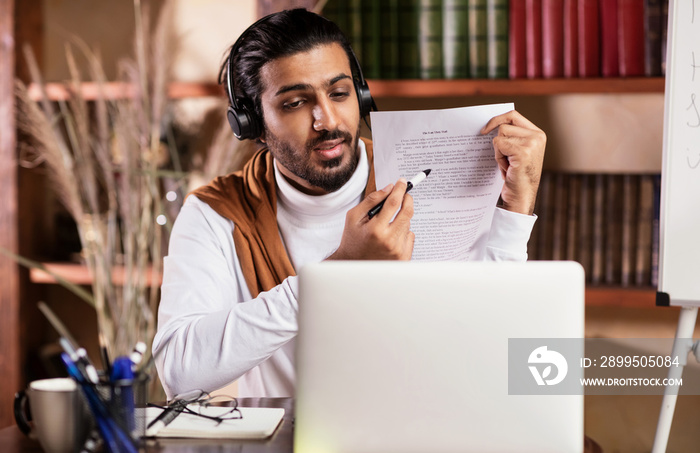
[0,0,20,429]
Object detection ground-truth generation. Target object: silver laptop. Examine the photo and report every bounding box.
[295,261,584,453]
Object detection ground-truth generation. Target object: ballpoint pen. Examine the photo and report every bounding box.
[145,399,188,437]
[130,342,147,369]
[368,169,432,219]
[59,337,99,384]
[61,353,137,453]
[145,389,204,437]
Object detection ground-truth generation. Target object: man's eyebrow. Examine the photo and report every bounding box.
[274,73,353,97]
[275,83,312,96]
[328,73,352,86]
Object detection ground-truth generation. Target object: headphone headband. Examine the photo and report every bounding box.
[225,11,374,140]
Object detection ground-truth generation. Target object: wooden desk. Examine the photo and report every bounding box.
[1,397,601,453]
[0,398,295,453]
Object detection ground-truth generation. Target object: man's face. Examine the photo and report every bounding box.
[258,42,362,195]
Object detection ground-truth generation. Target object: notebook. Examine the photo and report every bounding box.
[143,406,284,439]
[295,261,585,453]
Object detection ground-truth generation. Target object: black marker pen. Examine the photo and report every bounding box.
[368,169,432,219]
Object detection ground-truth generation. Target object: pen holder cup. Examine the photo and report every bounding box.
[87,376,149,451]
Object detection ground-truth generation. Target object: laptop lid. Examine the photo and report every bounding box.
[295,261,584,453]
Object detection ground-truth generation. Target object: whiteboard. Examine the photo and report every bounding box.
[658,0,700,306]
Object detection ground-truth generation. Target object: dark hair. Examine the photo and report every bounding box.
[219,9,355,122]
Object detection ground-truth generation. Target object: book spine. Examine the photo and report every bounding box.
[347,0,364,66]
[443,0,470,78]
[542,0,565,78]
[486,0,509,78]
[361,0,382,79]
[635,174,654,286]
[322,0,348,37]
[643,0,663,76]
[525,0,543,78]
[591,173,605,284]
[398,0,421,78]
[551,172,567,261]
[468,0,489,78]
[620,174,638,287]
[419,0,444,79]
[618,0,645,76]
[599,0,619,77]
[566,174,580,261]
[563,0,578,77]
[536,171,553,260]
[651,174,661,286]
[605,175,622,285]
[578,174,592,280]
[577,0,600,77]
[509,0,528,78]
[660,0,668,75]
[380,0,401,79]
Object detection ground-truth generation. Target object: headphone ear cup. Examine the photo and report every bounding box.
[227,105,261,140]
[355,82,373,118]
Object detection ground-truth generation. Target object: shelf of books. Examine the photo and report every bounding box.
[26,0,668,309]
[530,171,661,308]
[324,0,666,81]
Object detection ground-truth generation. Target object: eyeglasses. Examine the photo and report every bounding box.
[148,390,242,425]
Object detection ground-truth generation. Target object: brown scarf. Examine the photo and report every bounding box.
[191,138,375,297]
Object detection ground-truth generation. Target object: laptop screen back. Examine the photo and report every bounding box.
[295,260,584,453]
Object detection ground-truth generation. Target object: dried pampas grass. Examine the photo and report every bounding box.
[14,0,175,368]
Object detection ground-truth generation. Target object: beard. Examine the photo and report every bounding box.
[265,125,362,193]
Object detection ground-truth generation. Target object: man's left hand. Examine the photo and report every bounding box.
[481,110,546,216]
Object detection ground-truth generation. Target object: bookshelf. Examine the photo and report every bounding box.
[0,0,665,432]
[25,76,663,309]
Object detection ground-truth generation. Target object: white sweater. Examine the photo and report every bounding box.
[153,141,536,399]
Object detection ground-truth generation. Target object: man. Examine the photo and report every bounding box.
[153,9,545,399]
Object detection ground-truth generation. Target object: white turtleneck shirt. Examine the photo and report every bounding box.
[153,140,536,400]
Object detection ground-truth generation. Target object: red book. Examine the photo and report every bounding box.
[599,0,619,77]
[509,0,528,78]
[563,0,578,77]
[618,0,645,76]
[525,0,543,78]
[577,0,600,77]
[542,0,564,78]
[644,0,663,76]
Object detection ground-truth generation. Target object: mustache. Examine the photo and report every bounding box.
[307,129,353,150]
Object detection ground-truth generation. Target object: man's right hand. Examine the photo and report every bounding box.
[328,179,415,261]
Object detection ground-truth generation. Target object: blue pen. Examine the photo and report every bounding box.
[110,356,136,433]
[59,337,99,384]
[61,353,120,453]
[61,353,138,453]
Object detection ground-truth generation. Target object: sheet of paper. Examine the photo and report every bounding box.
[370,103,514,260]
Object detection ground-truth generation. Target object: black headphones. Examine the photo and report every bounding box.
[225,12,374,141]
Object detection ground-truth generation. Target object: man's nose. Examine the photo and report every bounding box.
[312,100,340,131]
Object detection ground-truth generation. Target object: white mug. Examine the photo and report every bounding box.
[14,378,90,453]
